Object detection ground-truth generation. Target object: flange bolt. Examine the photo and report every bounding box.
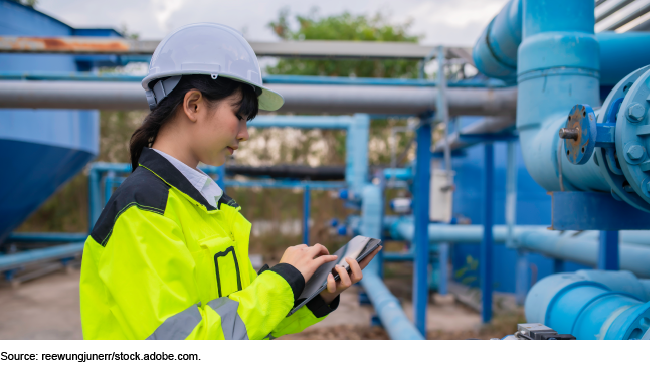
[559,128,579,140]
[627,103,646,122]
[626,145,645,160]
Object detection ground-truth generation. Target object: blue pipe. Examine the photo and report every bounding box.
[474,0,650,86]
[525,270,650,339]
[359,184,424,340]
[598,231,619,270]
[0,72,505,88]
[515,230,650,278]
[6,232,87,243]
[481,143,495,323]
[413,120,432,335]
[0,243,84,272]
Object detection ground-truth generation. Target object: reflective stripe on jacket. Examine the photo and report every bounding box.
[80,148,338,340]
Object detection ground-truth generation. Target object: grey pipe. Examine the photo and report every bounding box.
[0,80,518,116]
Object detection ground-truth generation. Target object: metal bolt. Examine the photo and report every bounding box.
[559,128,579,140]
[623,184,635,193]
[628,103,646,122]
[626,145,645,160]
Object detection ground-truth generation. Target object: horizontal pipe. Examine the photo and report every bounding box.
[0,36,471,60]
[6,232,87,243]
[226,165,345,180]
[360,273,424,340]
[0,243,83,272]
[389,220,547,243]
[224,180,345,190]
[0,80,518,117]
[516,230,650,278]
[0,72,499,88]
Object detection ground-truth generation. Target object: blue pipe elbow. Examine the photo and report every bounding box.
[472,0,521,80]
[525,270,650,340]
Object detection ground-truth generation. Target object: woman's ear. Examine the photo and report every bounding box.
[183,90,203,123]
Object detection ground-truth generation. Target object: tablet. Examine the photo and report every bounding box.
[288,235,382,316]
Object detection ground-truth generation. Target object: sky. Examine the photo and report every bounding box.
[33,0,510,46]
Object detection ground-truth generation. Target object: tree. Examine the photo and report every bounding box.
[266,8,422,78]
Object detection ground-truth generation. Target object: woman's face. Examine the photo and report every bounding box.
[190,90,250,166]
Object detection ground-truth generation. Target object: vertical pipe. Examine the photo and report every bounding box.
[104,171,115,206]
[515,249,528,305]
[481,142,494,323]
[303,185,310,246]
[553,258,565,273]
[88,168,102,232]
[438,242,449,295]
[413,118,432,336]
[598,231,619,270]
[505,141,518,248]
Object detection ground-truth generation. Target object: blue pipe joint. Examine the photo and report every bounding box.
[337,226,348,236]
[525,271,650,340]
[338,189,349,200]
[330,218,339,228]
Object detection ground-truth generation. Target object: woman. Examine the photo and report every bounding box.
[79,23,379,340]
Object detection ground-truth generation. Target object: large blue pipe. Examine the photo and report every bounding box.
[474,0,650,86]
[525,270,650,339]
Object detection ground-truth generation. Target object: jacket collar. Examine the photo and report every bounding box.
[138,147,217,211]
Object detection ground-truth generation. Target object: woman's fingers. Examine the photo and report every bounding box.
[308,243,330,257]
[326,273,337,293]
[314,254,338,267]
[335,265,352,288]
[346,257,363,283]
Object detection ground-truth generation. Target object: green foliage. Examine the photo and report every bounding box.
[9,0,37,7]
[266,8,422,78]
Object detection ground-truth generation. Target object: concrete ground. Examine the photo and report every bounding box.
[0,267,507,340]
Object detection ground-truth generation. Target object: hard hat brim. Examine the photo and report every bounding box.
[220,74,285,112]
[142,72,284,112]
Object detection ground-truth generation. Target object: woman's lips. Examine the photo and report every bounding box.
[226,147,234,155]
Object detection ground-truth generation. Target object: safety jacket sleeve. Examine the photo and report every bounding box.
[80,206,306,340]
[247,261,340,339]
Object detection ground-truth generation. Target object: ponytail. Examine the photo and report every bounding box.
[129,75,259,171]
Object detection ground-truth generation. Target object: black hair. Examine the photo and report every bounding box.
[129,74,259,171]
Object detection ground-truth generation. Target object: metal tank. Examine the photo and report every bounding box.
[0,0,123,243]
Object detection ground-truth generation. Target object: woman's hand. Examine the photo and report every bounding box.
[320,246,382,305]
[280,243,338,283]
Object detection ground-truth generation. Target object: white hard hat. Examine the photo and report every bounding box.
[142,23,284,111]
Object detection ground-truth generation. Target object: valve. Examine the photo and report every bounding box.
[560,104,616,166]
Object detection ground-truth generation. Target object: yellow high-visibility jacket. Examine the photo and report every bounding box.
[80,148,338,340]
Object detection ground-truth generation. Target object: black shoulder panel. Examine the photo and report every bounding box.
[217,193,240,209]
[90,167,170,246]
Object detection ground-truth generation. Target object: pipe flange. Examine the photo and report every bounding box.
[595,65,650,213]
[561,104,596,165]
[616,67,650,205]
